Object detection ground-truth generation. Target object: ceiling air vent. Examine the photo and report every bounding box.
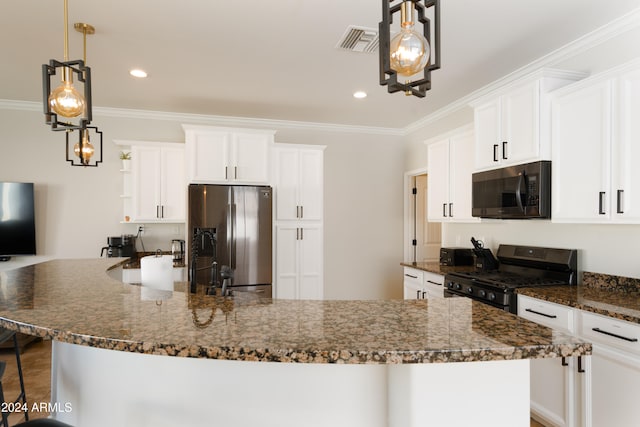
[336,26,379,53]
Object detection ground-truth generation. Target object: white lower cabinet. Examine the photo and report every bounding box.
[577,311,640,427]
[518,295,580,427]
[403,268,444,300]
[274,224,323,300]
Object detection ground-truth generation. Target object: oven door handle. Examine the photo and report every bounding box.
[515,171,526,214]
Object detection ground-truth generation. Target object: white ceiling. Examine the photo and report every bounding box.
[1,0,639,129]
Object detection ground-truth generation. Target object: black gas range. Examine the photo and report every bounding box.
[444,244,577,314]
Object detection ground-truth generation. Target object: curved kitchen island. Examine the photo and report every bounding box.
[0,260,590,427]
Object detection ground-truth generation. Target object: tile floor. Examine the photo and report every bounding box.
[0,338,547,427]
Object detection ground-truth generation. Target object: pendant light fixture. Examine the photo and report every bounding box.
[379,0,440,98]
[65,22,102,167]
[42,0,92,131]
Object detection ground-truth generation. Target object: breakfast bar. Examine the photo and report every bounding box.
[0,260,590,427]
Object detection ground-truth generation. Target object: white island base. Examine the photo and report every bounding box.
[51,341,530,427]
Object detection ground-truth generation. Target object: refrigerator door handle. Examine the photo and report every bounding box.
[230,203,236,269]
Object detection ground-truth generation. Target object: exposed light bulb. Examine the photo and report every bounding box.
[389,2,430,77]
[49,68,85,118]
[74,130,94,165]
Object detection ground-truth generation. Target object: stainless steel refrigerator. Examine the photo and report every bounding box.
[188,184,272,297]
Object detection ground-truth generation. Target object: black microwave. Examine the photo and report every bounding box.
[472,160,551,219]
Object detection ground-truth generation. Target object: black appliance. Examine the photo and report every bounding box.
[472,160,551,219]
[101,235,136,258]
[439,248,473,266]
[444,244,577,314]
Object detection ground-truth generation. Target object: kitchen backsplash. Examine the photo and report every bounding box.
[582,272,640,293]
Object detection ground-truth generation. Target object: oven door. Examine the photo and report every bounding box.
[444,289,515,313]
[472,160,551,219]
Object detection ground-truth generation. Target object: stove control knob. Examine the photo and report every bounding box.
[447,282,454,289]
[466,287,473,294]
[455,284,462,290]
[488,292,496,301]
[478,290,486,298]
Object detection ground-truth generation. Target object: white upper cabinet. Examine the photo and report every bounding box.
[426,127,477,222]
[471,70,585,171]
[183,124,274,184]
[552,59,640,223]
[272,144,324,221]
[131,144,186,222]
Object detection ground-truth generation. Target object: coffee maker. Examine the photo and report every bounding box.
[101,235,136,258]
[171,239,185,266]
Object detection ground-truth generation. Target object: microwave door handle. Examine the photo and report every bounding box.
[515,172,526,214]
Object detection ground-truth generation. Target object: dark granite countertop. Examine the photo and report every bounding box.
[400,261,476,275]
[0,259,590,363]
[517,272,640,325]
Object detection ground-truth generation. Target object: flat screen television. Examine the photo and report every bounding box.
[0,182,36,261]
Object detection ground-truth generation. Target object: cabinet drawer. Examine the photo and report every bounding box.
[578,311,640,355]
[403,267,423,285]
[423,271,444,298]
[517,295,574,332]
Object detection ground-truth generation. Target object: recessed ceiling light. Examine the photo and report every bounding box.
[129,69,148,78]
[353,91,367,99]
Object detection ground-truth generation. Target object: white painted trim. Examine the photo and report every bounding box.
[113,139,183,147]
[403,168,427,262]
[3,7,639,138]
[273,142,327,151]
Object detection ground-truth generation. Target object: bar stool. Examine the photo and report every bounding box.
[0,329,28,427]
[14,420,73,426]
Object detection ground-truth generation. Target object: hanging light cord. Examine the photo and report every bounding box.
[63,0,69,61]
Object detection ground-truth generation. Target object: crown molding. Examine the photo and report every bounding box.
[0,100,403,137]
[404,6,640,135]
[2,7,639,139]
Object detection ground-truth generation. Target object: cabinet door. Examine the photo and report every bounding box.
[613,68,640,222]
[298,225,323,300]
[474,98,501,170]
[233,133,271,183]
[502,81,539,164]
[552,80,613,222]
[275,225,299,299]
[298,149,323,221]
[589,345,640,427]
[427,138,450,221]
[273,147,300,221]
[131,146,162,221]
[160,147,186,221]
[186,131,230,183]
[448,130,475,221]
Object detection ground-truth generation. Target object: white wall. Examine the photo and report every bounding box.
[0,107,404,299]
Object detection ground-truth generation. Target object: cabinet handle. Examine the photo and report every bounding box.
[421,291,427,299]
[578,356,585,374]
[493,144,498,162]
[426,280,442,286]
[296,228,300,240]
[442,203,447,217]
[156,205,160,219]
[525,308,557,319]
[592,327,638,342]
[234,166,238,180]
[300,228,303,240]
[160,205,164,218]
[598,192,606,215]
[561,357,568,367]
[300,205,303,219]
[449,203,453,217]
[502,141,508,160]
[225,166,228,180]
[416,290,421,299]
[405,274,418,279]
[617,189,624,214]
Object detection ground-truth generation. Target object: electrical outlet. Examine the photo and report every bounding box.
[138,225,145,235]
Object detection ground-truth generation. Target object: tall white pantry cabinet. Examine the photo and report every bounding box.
[272,144,325,300]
